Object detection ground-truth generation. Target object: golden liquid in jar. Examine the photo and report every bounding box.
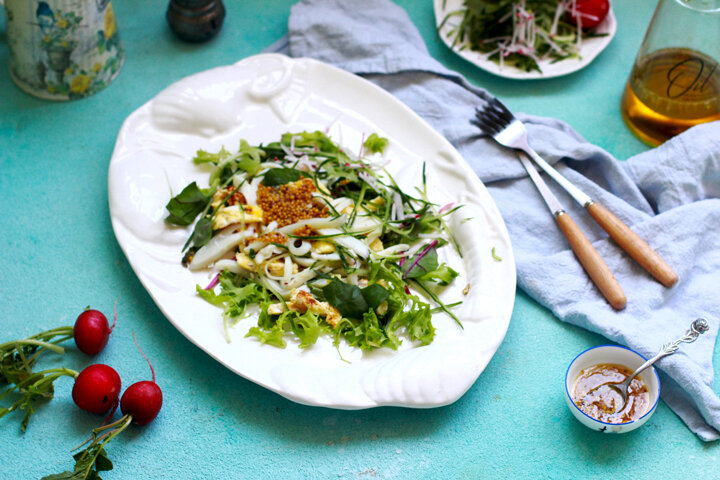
[621,48,720,146]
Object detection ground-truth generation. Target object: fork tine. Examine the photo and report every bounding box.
[471,108,489,128]
[473,107,507,134]
[482,101,509,121]
[472,95,520,134]
[471,112,501,135]
[487,104,513,125]
[482,107,508,127]
[488,97,515,122]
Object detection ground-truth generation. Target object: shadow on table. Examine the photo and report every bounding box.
[172,344,483,447]
[561,410,641,464]
[99,244,473,448]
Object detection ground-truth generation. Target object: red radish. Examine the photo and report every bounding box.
[120,381,163,425]
[74,304,117,355]
[566,0,610,29]
[45,335,162,477]
[1,301,119,379]
[120,332,163,425]
[72,364,122,414]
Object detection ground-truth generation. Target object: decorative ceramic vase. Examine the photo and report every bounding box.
[1,0,124,100]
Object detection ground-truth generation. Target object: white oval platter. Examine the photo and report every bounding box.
[434,0,617,80]
[108,53,516,409]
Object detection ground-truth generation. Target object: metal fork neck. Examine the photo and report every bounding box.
[523,148,594,208]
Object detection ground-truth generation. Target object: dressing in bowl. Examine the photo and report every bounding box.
[565,345,660,433]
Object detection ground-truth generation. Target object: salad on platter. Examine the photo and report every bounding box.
[439,0,611,73]
[165,131,463,353]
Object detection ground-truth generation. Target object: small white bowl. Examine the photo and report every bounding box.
[565,345,661,433]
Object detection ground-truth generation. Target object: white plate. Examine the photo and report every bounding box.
[108,53,516,408]
[434,0,617,80]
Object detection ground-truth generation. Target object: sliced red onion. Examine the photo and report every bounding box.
[205,273,220,290]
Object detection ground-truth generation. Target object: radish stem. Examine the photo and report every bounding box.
[132,331,156,383]
[0,339,66,355]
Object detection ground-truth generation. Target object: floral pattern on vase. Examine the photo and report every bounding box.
[4,0,124,101]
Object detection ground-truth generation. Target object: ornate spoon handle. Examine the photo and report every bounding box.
[626,318,710,385]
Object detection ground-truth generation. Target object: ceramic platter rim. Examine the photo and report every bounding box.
[108,53,516,409]
[433,0,618,80]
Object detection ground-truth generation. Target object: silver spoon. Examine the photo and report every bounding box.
[588,318,709,413]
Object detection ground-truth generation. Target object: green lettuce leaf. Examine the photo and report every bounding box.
[363,133,388,154]
[401,247,459,286]
[165,182,210,226]
[193,147,231,165]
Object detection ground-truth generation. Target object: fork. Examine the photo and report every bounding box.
[473,105,625,309]
[472,98,678,290]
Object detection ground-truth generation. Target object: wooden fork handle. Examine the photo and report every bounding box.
[586,202,678,288]
[556,212,627,310]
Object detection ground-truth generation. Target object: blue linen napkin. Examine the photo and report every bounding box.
[273,0,720,441]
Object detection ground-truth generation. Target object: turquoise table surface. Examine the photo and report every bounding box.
[1,1,719,478]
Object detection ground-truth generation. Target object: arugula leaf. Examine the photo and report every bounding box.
[185,216,213,250]
[363,133,388,154]
[260,168,305,187]
[202,259,445,351]
[361,284,390,310]
[322,278,369,319]
[322,279,390,319]
[165,182,210,226]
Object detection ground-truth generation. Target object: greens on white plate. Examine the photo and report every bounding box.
[108,54,516,408]
[435,0,617,79]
